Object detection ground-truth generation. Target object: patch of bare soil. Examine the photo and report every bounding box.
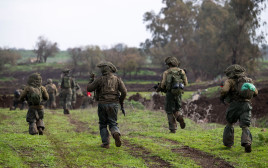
[123,140,172,168]
[172,146,234,168]
[0,113,9,123]
[67,115,97,134]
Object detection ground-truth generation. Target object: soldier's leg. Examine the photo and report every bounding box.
[106,103,121,147]
[26,108,38,135]
[239,102,252,152]
[223,123,234,147]
[174,111,185,129]
[165,92,177,133]
[98,104,110,147]
[36,109,45,135]
[223,102,240,147]
[174,94,185,129]
[167,112,177,133]
[66,92,72,112]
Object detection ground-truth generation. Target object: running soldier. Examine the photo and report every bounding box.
[19,73,49,135]
[220,64,258,153]
[156,57,188,133]
[87,62,127,149]
[59,69,74,114]
[45,79,58,109]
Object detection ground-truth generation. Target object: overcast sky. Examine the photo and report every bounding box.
[0,0,267,50]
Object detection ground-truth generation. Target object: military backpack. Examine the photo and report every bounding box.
[165,68,184,96]
[46,84,55,94]
[235,76,255,100]
[27,86,42,105]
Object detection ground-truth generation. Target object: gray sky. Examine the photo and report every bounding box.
[0,0,267,50]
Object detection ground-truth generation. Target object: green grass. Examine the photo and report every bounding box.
[1,107,267,167]
[0,77,17,82]
[4,62,65,73]
[201,86,221,98]
[124,80,158,85]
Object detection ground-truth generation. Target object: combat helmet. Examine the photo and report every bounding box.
[224,64,246,78]
[62,68,71,74]
[47,78,53,84]
[27,73,42,87]
[97,62,117,73]
[165,57,180,67]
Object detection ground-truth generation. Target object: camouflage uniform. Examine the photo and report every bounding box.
[59,69,75,114]
[87,62,127,149]
[19,73,49,135]
[10,85,27,110]
[157,57,188,133]
[220,64,258,153]
[45,79,58,109]
[71,78,81,108]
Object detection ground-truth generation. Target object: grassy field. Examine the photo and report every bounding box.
[1,107,268,168]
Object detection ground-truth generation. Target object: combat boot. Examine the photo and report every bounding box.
[113,132,121,147]
[170,130,176,133]
[245,144,251,153]
[63,109,70,114]
[177,115,186,129]
[100,143,110,149]
[38,127,43,135]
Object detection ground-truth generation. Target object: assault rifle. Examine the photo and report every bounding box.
[148,83,160,91]
[120,102,126,116]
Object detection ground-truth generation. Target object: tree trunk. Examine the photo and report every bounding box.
[232,48,237,64]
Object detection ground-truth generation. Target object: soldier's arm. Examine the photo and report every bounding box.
[181,69,188,86]
[41,86,49,101]
[87,77,100,92]
[220,79,233,99]
[159,71,168,89]
[118,78,127,104]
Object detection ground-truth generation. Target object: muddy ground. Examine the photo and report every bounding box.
[128,86,268,125]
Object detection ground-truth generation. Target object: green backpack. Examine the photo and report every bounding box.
[235,77,255,100]
[166,68,184,96]
[28,87,42,105]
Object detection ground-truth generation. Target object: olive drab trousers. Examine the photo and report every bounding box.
[165,91,183,131]
[26,107,45,135]
[223,101,252,147]
[98,103,120,145]
[60,88,73,110]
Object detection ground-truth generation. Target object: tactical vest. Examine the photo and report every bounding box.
[95,74,119,101]
[27,86,42,105]
[46,84,55,94]
[62,76,72,89]
[165,68,184,95]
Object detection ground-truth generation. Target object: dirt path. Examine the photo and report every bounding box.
[133,135,234,168]
[123,140,172,168]
[172,146,234,168]
[67,115,98,135]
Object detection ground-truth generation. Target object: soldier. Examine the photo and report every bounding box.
[71,78,81,109]
[59,69,75,114]
[10,85,27,110]
[87,62,127,149]
[45,79,58,109]
[220,64,258,153]
[19,73,49,135]
[156,57,188,133]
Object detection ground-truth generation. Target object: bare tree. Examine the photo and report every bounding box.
[34,36,59,63]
